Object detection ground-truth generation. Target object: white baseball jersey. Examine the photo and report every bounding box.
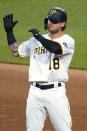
[18,34,75,83]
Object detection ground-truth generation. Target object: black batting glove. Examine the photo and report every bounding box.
[29,28,41,40]
[3,13,18,33]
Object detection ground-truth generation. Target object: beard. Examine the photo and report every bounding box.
[48,27,61,34]
[50,29,59,34]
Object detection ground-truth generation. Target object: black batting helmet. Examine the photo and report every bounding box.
[44,7,67,30]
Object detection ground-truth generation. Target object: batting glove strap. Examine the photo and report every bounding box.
[29,28,41,41]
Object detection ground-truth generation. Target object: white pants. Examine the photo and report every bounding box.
[26,83,72,131]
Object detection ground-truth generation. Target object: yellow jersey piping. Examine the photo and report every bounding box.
[48,33,64,40]
[18,45,23,58]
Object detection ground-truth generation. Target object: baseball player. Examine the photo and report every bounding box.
[3,7,75,131]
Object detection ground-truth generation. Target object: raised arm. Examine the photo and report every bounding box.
[29,28,62,55]
[3,14,19,56]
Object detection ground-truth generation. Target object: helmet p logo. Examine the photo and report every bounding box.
[52,10,56,14]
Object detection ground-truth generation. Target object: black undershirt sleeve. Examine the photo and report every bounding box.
[38,35,62,55]
[6,31,17,45]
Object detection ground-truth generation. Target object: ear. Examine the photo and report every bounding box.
[61,22,66,27]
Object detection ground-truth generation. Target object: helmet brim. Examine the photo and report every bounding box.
[48,15,61,24]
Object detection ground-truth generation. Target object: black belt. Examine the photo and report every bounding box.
[36,82,61,90]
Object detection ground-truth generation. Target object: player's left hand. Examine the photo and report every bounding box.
[29,28,41,40]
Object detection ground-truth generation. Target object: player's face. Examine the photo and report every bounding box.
[48,20,65,33]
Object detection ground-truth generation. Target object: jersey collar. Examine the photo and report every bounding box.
[48,33,64,40]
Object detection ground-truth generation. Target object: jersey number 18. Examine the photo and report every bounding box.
[49,58,59,70]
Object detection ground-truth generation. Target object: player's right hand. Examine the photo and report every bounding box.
[29,28,41,40]
[3,13,18,33]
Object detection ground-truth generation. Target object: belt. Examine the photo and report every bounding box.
[33,82,62,90]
